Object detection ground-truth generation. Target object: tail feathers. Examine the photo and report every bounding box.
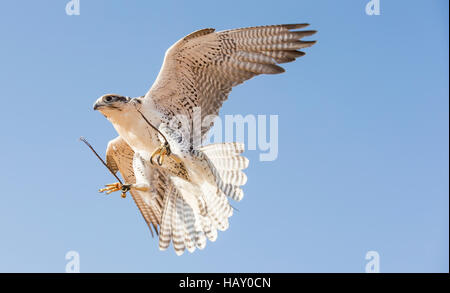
[200,142,245,157]
[193,216,207,249]
[219,183,244,202]
[199,143,249,202]
[200,215,218,242]
[158,142,249,255]
[209,156,249,170]
[203,188,231,231]
[172,197,186,255]
[158,186,175,251]
[159,184,217,255]
[218,170,248,185]
[183,202,197,253]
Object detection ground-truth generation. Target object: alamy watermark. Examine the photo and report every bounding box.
[65,250,80,273]
[204,114,278,161]
[365,250,380,273]
[366,0,381,16]
[66,0,80,16]
[160,107,279,162]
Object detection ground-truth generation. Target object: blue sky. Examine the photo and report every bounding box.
[0,0,448,273]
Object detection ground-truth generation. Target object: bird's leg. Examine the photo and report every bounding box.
[150,142,169,166]
[150,142,182,166]
[99,183,149,198]
[99,183,129,198]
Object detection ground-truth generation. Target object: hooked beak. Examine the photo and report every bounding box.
[93,102,102,111]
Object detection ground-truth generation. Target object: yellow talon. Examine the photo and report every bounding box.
[150,143,168,166]
[98,183,121,193]
[159,148,167,165]
[150,142,182,166]
[150,146,162,165]
[99,182,129,198]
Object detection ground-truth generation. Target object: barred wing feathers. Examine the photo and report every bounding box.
[158,174,210,255]
[199,143,249,202]
[106,137,162,236]
[145,23,316,138]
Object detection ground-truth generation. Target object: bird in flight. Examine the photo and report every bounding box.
[92,23,316,255]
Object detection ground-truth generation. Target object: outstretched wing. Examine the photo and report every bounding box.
[145,23,316,138]
[106,136,163,236]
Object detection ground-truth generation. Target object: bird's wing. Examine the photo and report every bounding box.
[106,136,163,236]
[145,23,316,138]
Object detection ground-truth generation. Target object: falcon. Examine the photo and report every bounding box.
[93,24,316,255]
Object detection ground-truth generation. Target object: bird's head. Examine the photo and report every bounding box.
[93,94,134,118]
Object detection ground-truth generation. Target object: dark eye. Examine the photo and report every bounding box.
[104,96,113,102]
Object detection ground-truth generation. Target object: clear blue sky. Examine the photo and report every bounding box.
[0,1,448,273]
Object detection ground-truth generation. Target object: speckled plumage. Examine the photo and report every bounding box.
[146,23,316,139]
[105,136,248,255]
[95,23,316,255]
